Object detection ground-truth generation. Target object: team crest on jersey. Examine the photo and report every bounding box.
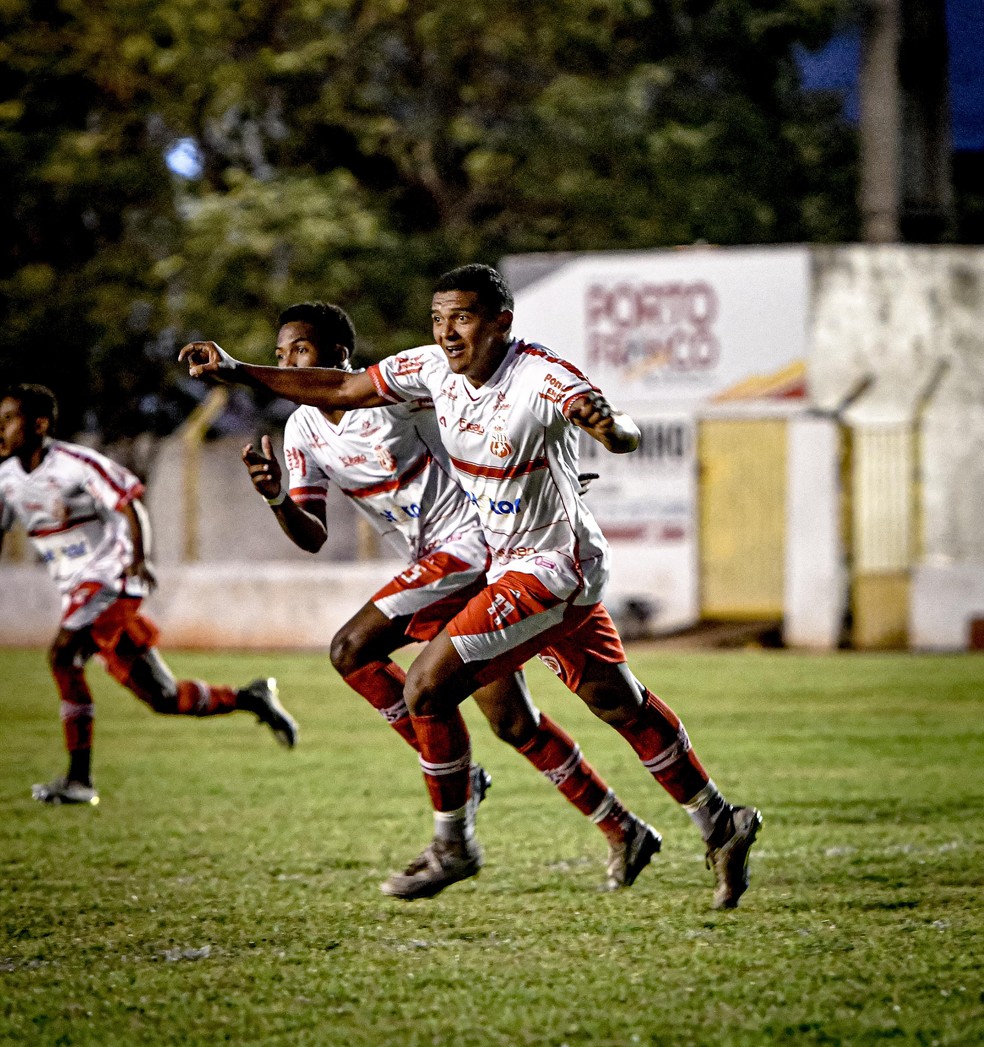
[489,414,512,458]
[373,444,397,473]
[285,448,307,475]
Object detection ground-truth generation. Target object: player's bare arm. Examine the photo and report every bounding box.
[120,500,158,592]
[566,392,641,454]
[178,341,387,411]
[242,434,328,553]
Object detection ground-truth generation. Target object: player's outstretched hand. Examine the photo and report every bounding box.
[178,340,240,380]
[242,435,283,501]
[568,390,613,430]
[567,391,640,453]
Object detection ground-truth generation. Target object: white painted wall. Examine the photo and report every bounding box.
[783,415,846,649]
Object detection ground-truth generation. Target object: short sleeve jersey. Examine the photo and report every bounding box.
[0,439,145,597]
[283,399,482,562]
[368,339,611,602]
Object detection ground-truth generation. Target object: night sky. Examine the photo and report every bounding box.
[797,0,984,151]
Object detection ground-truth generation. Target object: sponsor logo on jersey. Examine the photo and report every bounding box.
[458,419,484,435]
[466,491,523,516]
[359,419,382,438]
[394,355,425,377]
[340,454,368,467]
[534,555,557,571]
[538,372,571,405]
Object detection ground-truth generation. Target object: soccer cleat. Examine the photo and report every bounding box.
[467,763,492,827]
[706,805,763,909]
[602,815,662,891]
[31,776,99,806]
[380,837,483,901]
[237,677,298,748]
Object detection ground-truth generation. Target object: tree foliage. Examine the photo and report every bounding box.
[1,0,857,438]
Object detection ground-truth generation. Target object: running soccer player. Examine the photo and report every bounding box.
[0,384,298,806]
[180,267,762,909]
[240,301,660,893]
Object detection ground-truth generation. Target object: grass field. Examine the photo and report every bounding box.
[1,645,982,1046]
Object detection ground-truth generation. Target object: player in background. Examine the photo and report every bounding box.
[180,268,762,909]
[240,301,660,893]
[0,384,298,806]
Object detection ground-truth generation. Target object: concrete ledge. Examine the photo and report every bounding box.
[910,563,984,651]
[0,561,404,649]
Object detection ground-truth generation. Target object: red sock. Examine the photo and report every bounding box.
[614,689,710,803]
[518,713,630,839]
[175,681,239,716]
[53,665,95,753]
[410,710,471,812]
[344,661,419,751]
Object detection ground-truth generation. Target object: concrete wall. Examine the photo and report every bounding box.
[809,245,984,649]
[0,561,402,649]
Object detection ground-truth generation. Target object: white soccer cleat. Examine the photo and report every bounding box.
[706,805,763,909]
[602,815,662,891]
[31,776,99,806]
[380,837,483,901]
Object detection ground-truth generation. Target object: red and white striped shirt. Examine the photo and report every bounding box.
[0,439,145,597]
[369,339,611,603]
[284,399,482,562]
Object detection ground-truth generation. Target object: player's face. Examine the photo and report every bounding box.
[0,397,30,459]
[431,291,512,386]
[275,321,346,370]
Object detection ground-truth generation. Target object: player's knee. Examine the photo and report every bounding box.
[403,662,451,718]
[329,627,365,678]
[486,705,537,746]
[49,636,79,672]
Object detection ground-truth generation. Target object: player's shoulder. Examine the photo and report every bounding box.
[509,341,595,409]
[383,343,445,375]
[285,403,320,433]
[48,439,114,472]
[514,340,590,383]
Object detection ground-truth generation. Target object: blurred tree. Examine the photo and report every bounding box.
[1,0,858,437]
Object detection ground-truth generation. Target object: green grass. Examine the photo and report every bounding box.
[1,646,982,1046]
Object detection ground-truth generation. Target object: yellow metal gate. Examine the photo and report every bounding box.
[698,418,787,619]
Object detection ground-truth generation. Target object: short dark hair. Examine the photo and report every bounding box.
[2,383,58,432]
[433,264,514,315]
[277,302,356,353]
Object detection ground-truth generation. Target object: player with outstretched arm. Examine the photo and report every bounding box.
[180,266,762,909]
[0,384,297,805]
[240,300,661,893]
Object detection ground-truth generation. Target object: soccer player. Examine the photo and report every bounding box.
[180,266,762,909]
[0,384,298,806]
[240,301,661,894]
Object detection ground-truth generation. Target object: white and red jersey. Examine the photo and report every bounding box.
[368,338,611,604]
[283,398,483,562]
[0,439,146,600]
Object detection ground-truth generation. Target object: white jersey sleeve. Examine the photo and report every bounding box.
[367,346,446,405]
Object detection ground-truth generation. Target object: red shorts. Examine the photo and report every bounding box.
[446,571,626,691]
[65,584,159,658]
